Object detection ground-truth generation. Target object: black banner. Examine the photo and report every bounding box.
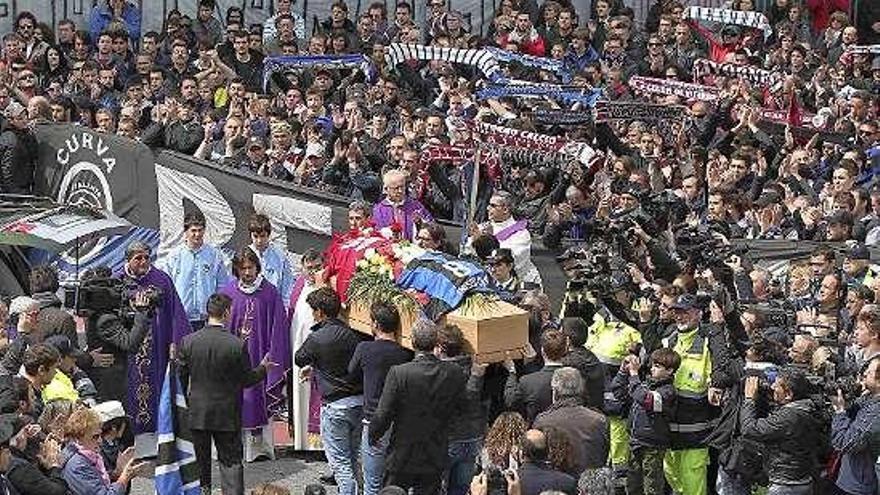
[32,125,873,311]
[34,125,351,272]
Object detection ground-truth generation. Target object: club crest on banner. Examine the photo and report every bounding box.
[54,131,118,264]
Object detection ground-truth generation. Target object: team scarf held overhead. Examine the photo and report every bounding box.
[476,82,604,107]
[692,58,782,88]
[629,76,721,102]
[533,108,593,125]
[420,144,477,165]
[594,101,686,122]
[463,119,598,165]
[262,54,377,90]
[484,47,574,82]
[385,43,577,84]
[384,43,505,82]
[685,6,773,39]
[845,45,880,54]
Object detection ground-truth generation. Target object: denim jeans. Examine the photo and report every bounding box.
[446,438,483,495]
[320,404,363,495]
[362,419,389,495]
[716,468,753,495]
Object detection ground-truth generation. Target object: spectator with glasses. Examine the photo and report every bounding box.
[373,169,433,241]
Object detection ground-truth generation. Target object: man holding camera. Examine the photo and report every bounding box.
[831,356,880,495]
[740,369,823,494]
[81,267,152,404]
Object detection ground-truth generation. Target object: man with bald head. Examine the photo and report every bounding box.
[520,429,577,495]
[372,169,433,241]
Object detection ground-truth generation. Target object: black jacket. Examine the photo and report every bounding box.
[505,363,564,424]
[611,372,676,449]
[32,293,77,345]
[6,452,67,495]
[444,355,487,442]
[369,353,467,475]
[84,310,150,403]
[178,323,267,431]
[519,461,577,495]
[294,318,366,403]
[740,397,821,485]
[0,127,36,194]
[141,119,205,155]
[561,347,605,411]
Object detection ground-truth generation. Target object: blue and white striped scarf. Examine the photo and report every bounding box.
[476,83,604,107]
[384,43,504,82]
[262,54,378,91]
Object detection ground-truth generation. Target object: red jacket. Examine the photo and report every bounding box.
[805,0,850,32]
[500,31,546,57]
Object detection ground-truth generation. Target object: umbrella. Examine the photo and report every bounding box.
[0,200,132,253]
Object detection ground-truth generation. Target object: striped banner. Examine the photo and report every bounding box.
[155,362,201,495]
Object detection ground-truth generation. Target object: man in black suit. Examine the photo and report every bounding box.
[504,329,568,424]
[369,320,467,494]
[177,293,273,495]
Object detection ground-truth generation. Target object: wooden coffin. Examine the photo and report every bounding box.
[345,299,529,363]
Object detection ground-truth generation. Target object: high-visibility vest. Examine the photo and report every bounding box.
[587,311,642,416]
[587,311,642,367]
[668,328,712,400]
[663,327,714,447]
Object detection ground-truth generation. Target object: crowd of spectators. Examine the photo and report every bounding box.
[0,0,878,495]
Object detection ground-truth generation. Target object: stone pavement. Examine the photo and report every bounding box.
[131,451,334,494]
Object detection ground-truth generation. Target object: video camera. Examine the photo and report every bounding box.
[674,224,748,270]
[556,240,635,296]
[63,277,162,317]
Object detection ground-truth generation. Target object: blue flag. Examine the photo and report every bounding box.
[155,361,201,495]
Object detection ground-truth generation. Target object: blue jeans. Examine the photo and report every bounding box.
[320,404,363,495]
[446,438,482,495]
[362,419,389,495]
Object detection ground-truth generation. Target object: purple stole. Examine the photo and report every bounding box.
[123,267,192,436]
[287,276,322,437]
[495,219,529,241]
[222,279,291,429]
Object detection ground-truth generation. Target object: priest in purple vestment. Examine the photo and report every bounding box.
[221,247,291,461]
[119,241,192,456]
[372,169,433,241]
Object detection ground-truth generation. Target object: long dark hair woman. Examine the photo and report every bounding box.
[38,44,68,88]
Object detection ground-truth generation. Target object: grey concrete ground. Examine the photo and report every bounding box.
[131,451,334,494]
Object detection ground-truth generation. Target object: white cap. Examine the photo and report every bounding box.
[8,296,37,316]
[305,142,325,158]
[92,401,126,423]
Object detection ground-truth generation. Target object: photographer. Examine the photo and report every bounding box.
[80,267,152,404]
[542,185,595,252]
[740,368,823,494]
[831,357,880,495]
